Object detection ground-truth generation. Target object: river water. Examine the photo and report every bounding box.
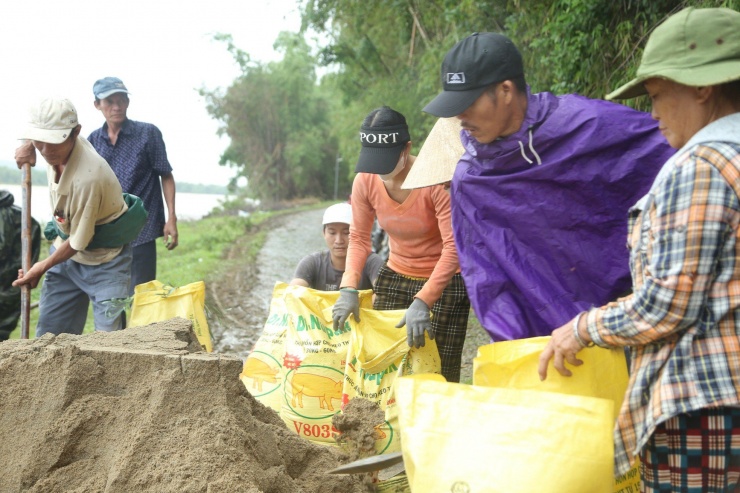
[2,184,225,222]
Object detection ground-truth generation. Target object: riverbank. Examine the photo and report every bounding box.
[8,202,490,382]
[205,206,490,384]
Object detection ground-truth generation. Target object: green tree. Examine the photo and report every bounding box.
[302,0,508,185]
[505,0,739,109]
[301,0,738,166]
[204,1,739,201]
[201,32,341,203]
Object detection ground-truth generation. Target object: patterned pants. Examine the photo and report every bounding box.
[640,407,740,492]
[373,265,470,382]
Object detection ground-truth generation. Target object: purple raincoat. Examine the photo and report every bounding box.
[451,91,675,341]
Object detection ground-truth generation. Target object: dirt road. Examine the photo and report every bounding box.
[208,207,490,382]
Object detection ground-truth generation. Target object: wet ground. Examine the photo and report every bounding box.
[208,207,490,382]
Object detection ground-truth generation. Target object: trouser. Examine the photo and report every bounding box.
[640,407,740,492]
[373,265,470,383]
[0,288,21,340]
[36,245,132,336]
[129,240,157,295]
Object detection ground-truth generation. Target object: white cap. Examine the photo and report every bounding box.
[20,98,79,144]
[402,117,464,189]
[322,202,352,225]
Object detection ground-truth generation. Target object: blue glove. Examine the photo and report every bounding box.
[395,298,433,348]
[332,288,360,331]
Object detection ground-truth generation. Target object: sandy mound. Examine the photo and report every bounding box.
[0,319,367,493]
[333,399,386,461]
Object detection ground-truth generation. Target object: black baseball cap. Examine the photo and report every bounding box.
[356,123,410,174]
[423,32,524,118]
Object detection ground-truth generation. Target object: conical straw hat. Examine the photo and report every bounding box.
[402,117,464,189]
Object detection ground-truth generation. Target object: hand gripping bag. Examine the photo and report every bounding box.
[473,337,640,492]
[277,285,372,443]
[341,308,441,454]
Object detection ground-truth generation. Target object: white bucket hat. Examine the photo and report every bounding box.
[322,202,352,225]
[20,98,79,144]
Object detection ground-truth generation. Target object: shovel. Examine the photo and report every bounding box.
[327,451,405,479]
[20,162,32,339]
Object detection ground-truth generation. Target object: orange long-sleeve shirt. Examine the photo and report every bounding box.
[341,172,460,307]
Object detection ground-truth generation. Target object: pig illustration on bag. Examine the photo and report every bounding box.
[241,356,280,392]
[290,372,343,411]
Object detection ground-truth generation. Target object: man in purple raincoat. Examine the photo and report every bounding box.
[419,32,676,342]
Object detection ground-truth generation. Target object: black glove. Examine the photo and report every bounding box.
[395,298,433,348]
[332,288,360,331]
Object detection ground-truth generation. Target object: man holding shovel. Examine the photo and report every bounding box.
[13,97,146,336]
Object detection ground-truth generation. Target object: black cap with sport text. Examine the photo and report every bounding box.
[423,32,524,118]
[355,122,411,175]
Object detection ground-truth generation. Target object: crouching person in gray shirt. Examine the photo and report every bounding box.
[291,203,383,291]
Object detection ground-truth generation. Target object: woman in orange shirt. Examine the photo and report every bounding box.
[332,106,470,382]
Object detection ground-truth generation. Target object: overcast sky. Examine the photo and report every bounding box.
[0,0,302,186]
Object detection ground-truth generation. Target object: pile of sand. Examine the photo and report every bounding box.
[333,398,386,461]
[0,319,368,493]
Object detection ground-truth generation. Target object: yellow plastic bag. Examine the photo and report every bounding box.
[278,285,373,443]
[129,280,212,352]
[342,308,441,454]
[473,337,640,492]
[396,375,615,493]
[240,282,290,411]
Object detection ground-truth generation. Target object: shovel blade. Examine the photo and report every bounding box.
[328,451,404,475]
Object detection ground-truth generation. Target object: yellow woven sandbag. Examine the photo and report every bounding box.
[278,285,373,444]
[473,336,640,492]
[129,280,212,352]
[240,282,290,411]
[396,375,614,493]
[474,336,628,417]
[343,308,441,454]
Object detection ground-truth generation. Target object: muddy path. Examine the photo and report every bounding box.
[207,207,490,382]
[208,208,326,358]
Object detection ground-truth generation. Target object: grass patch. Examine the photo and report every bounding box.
[8,204,330,340]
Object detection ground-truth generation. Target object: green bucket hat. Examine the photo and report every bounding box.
[607,7,740,100]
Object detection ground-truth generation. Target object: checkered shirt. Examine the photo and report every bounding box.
[586,140,740,476]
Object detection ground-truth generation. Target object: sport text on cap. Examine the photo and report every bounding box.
[20,98,79,145]
[93,77,131,100]
[423,32,524,118]
[354,123,411,175]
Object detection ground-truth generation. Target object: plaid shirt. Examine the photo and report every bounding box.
[87,119,172,247]
[585,130,740,475]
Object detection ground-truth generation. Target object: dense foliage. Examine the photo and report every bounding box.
[201,33,341,204]
[205,0,738,202]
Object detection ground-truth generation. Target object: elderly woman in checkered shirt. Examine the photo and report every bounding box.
[539,7,740,492]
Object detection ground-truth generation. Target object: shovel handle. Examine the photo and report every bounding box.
[20,162,32,339]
